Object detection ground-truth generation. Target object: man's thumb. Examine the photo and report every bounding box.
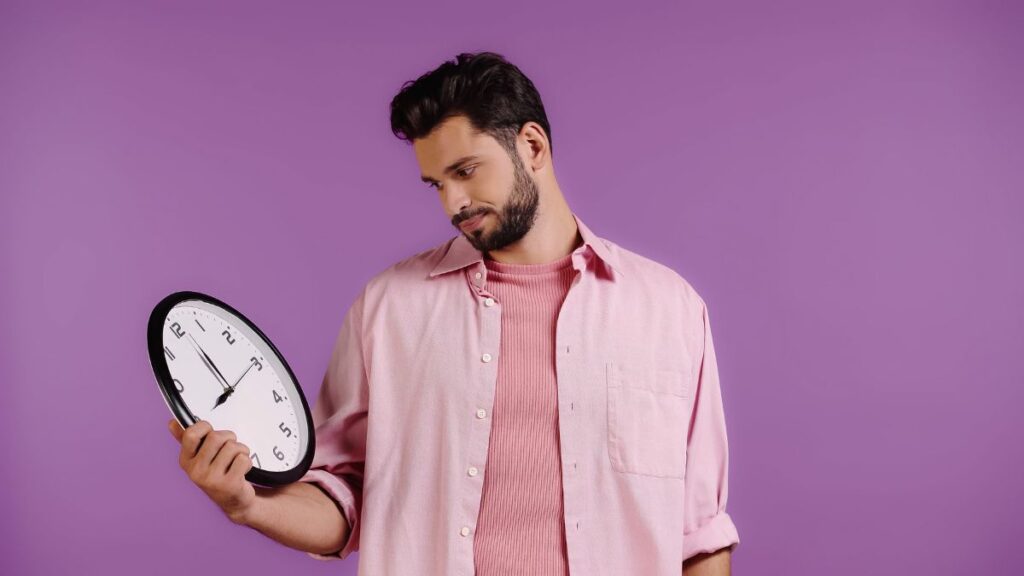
[168,419,184,442]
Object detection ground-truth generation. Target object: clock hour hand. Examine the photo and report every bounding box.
[186,333,231,392]
[229,358,258,391]
[212,358,258,410]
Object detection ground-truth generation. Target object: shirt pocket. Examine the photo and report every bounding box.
[606,361,689,479]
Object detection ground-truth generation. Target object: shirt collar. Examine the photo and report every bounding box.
[429,212,622,279]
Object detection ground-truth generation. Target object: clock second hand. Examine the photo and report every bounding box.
[212,358,258,410]
[186,333,231,392]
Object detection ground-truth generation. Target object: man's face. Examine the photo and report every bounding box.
[414,115,540,254]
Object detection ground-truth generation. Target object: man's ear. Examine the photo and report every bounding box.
[519,122,550,172]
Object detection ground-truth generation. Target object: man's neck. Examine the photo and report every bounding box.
[484,200,580,266]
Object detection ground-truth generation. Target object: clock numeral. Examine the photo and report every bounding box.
[273,390,284,404]
[194,319,206,332]
[164,346,175,361]
[273,445,285,461]
[173,378,184,393]
[278,422,292,438]
[250,357,263,371]
[169,322,185,339]
[221,330,235,345]
[250,453,261,468]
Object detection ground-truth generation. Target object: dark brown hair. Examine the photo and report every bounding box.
[389,51,554,158]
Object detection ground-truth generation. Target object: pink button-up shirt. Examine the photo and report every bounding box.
[298,212,740,575]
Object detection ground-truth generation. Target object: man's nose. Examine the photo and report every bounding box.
[444,185,472,219]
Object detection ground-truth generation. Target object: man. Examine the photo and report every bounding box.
[169,51,739,575]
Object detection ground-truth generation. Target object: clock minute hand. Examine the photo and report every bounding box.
[186,333,231,391]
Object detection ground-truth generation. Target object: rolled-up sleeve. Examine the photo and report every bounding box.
[682,299,740,562]
[297,288,369,561]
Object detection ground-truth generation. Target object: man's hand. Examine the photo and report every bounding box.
[166,418,352,556]
[683,546,732,575]
[169,418,257,524]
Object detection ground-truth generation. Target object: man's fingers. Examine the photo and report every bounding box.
[227,451,254,481]
[195,429,236,473]
[168,419,185,443]
[180,420,213,462]
[213,441,249,476]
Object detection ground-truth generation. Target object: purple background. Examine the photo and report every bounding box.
[2,1,1021,574]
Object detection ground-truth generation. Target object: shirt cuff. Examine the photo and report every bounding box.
[682,511,740,561]
[299,468,360,561]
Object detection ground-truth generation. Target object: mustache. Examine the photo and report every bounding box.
[453,210,491,226]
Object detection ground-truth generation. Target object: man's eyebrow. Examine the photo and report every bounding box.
[420,155,480,183]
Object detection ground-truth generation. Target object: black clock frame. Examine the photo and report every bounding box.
[147,290,316,486]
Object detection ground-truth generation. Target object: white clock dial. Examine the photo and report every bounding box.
[160,301,308,473]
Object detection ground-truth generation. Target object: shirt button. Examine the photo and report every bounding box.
[467,466,478,477]
[483,297,495,307]
[474,272,482,280]
[481,353,492,363]
[476,408,487,419]
[460,526,471,537]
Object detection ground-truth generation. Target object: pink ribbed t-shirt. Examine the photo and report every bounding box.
[472,250,576,576]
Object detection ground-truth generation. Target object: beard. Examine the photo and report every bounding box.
[458,151,540,254]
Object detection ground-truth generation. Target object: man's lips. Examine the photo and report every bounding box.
[459,213,486,231]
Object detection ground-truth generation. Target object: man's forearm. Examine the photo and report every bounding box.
[234,481,350,556]
[683,547,731,576]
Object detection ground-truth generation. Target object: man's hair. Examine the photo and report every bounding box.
[389,51,554,158]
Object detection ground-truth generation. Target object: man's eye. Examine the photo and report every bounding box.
[427,166,474,190]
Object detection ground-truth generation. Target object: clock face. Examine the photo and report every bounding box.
[148,291,314,486]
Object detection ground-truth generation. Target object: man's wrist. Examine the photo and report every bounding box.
[227,487,268,526]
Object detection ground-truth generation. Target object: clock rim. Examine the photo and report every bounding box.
[147,289,316,487]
